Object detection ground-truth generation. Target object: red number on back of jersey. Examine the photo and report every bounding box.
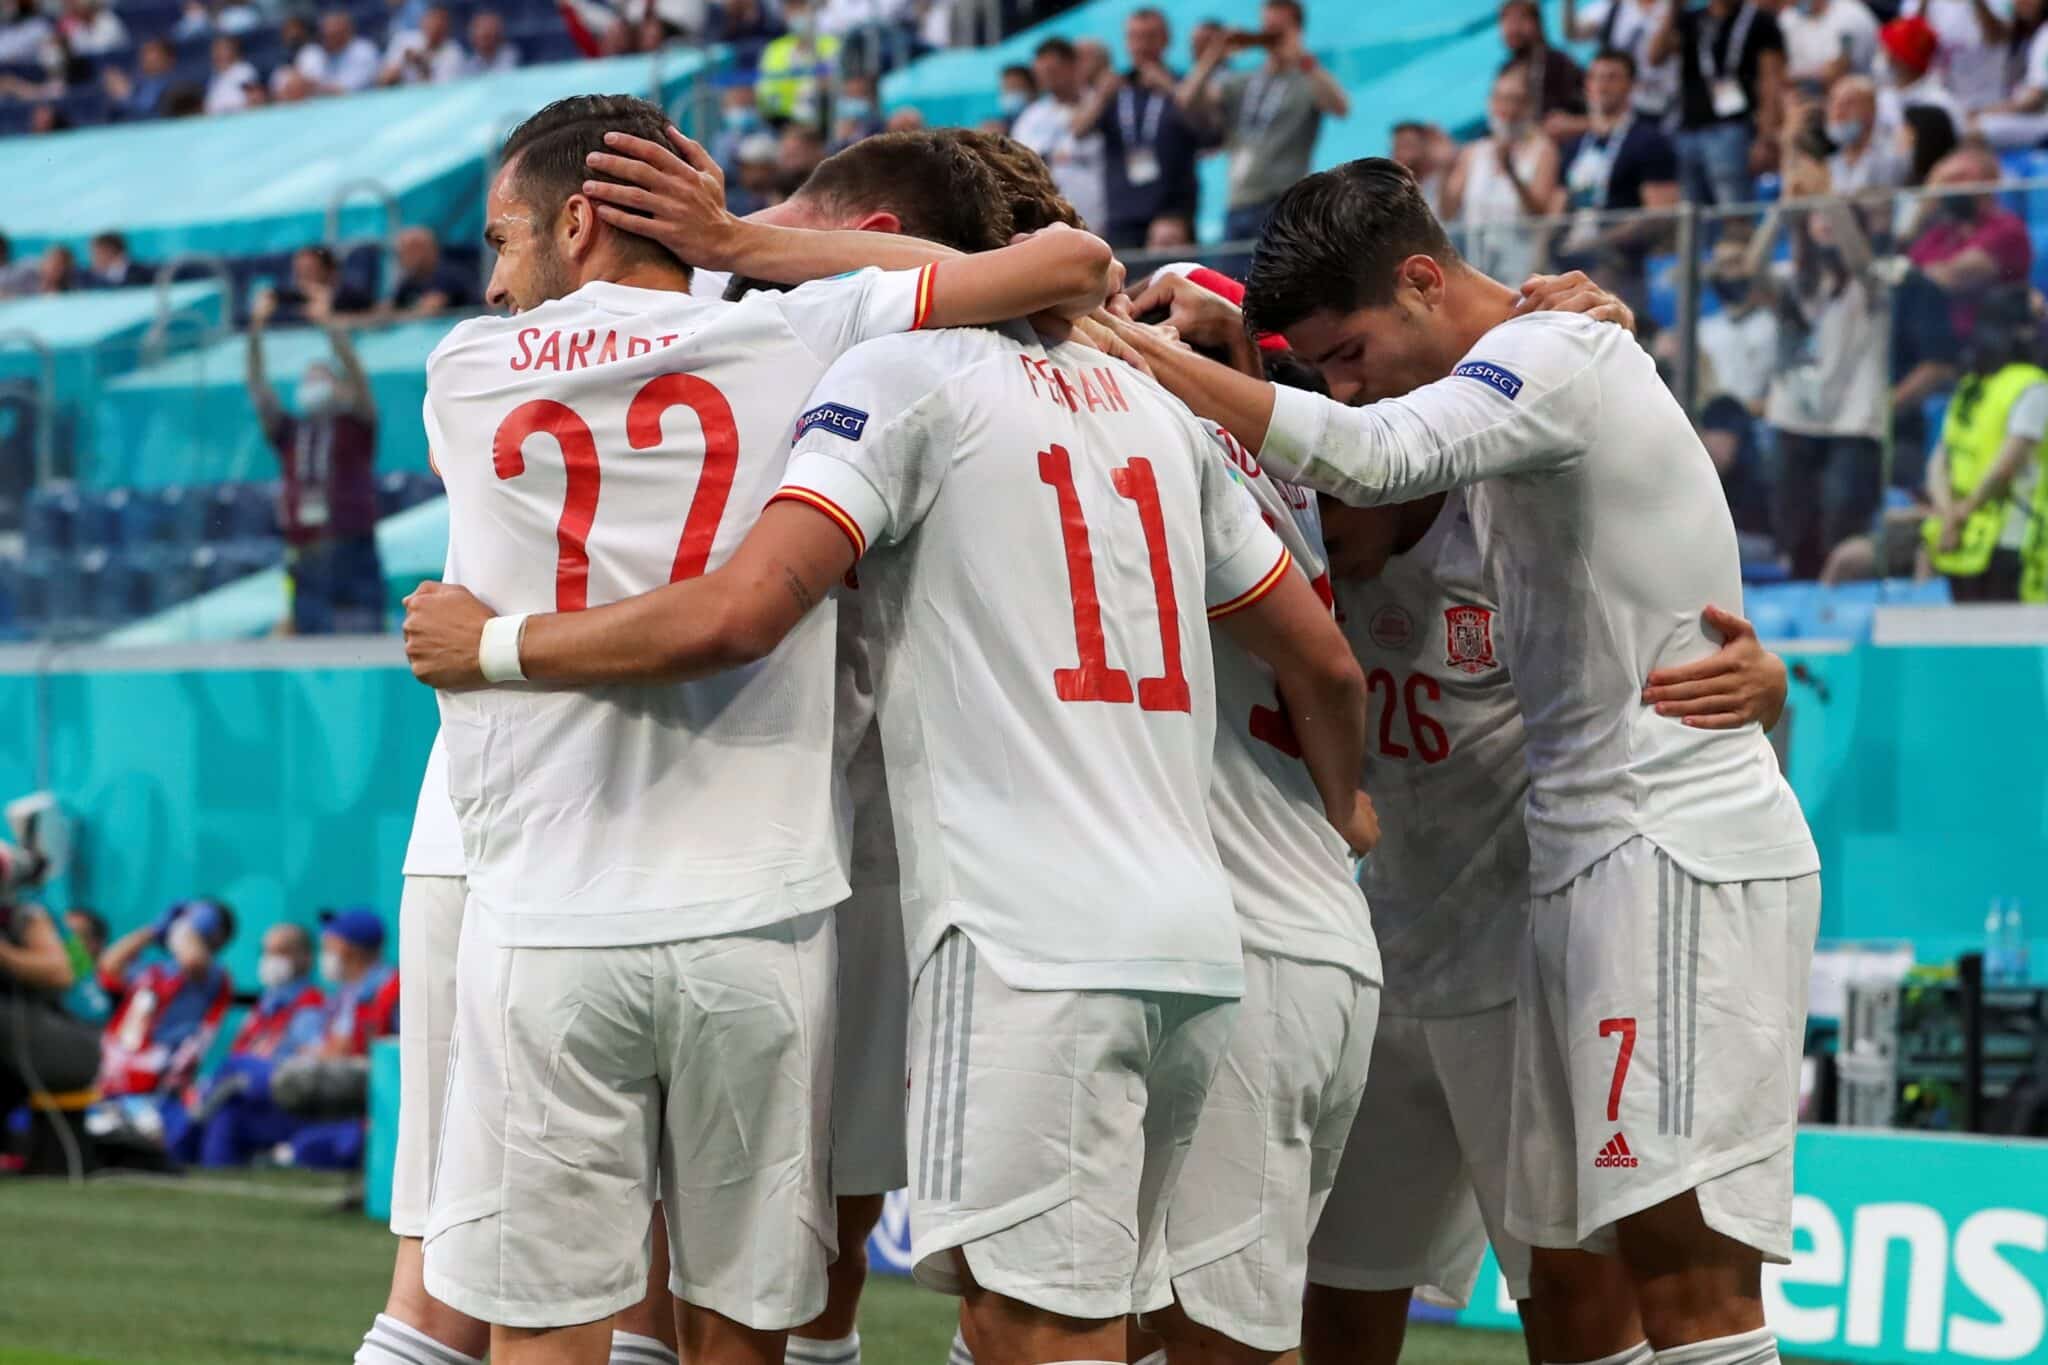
[1352,667,1453,765]
[1038,444,1191,713]
[491,376,741,612]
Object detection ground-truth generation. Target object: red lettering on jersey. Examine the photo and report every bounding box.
[1443,605,1498,674]
[1019,354,1044,400]
[1214,428,1259,479]
[627,336,652,358]
[565,329,595,371]
[533,330,563,372]
[627,373,739,581]
[1279,479,1312,511]
[1078,369,1107,413]
[1052,366,1080,413]
[594,330,619,366]
[1093,367,1128,412]
[510,327,540,371]
[656,333,679,348]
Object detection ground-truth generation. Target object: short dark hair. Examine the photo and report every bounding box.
[1263,0,1304,26]
[90,230,125,254]
[1130,5,1167,23]
[1498,0,1539,16]
[1034,36,1076,62]
[1391,119,1431,138]
[1000,62,1035,87]
[939,127,1082,233]
[274,921,314,956]
[1590,45,1636,78]
[797,129,1017,252]
[1242,157,1457,337]
[65,905,107,946]
[498,94,678,269]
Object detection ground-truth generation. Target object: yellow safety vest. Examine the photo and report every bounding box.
[2022,461,2048,602]
[1925,363,2048,577]
[756,33,841,121]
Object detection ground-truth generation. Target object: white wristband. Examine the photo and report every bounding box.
[478,613,530,683]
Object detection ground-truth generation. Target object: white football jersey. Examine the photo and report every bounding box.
[1262,311,1817,895]
[1204,426,1380,986]
[425,266,936,946]
[777,325,1290,997]
[832,582,898,895]
[1338,492,1528,1015]
[400,731,465,878]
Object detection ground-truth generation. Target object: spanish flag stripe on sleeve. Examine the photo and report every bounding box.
[1207,548,1294,620]
[912,263,937,330]
[770,488,867,559]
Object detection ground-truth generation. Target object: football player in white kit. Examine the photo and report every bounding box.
[404,204,1375,1365]
[407,93,1117,1365]
[1108,158,1820,1365]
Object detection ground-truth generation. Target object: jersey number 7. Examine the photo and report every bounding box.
[492,375,740,611]
[1038,444,1192,713]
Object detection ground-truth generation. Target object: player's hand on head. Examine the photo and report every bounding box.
[583,123,736,265]
[402,581,494,690]
[1515,272,1637,336]
[1128,270,1244,349]
[1640,604,1782,729]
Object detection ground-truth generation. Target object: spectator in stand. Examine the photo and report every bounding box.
[1756,163,1892,578]
[1777,0,1880,94]
[1902,100,1963,187]
[1498,0,1588,138]
[1391,119,1458,215]
[710,0,783,46]
[0,233,31,298]
[1910,143,2033,342]
[265,907,397,1171]
[163,922,327,1167]
[380,3,465,85]
[1825,75,1908,192]
[35,244,74,292]
[1694,236,1781,415]
[728,129,784,213]
[86,231,147,287]
[1445,67,1559,285]
[462,9,517,74]
[778,119,828,194]
[1563,0,1679,121]
[1555,49,1680,318]
[172,0,209,38]
[271,66,314,102]
[56,0,124,55]
[1011,36,1110,232]
[93,899,236,1106]
[248,287,386,635]
[296,10,381,95]
[997,61,1035,123]
[1147,213,1194,247]
[1652,0,1786,207]
[1178,0,1349,241]
[273,14,311,68]
[0,0,53,64]
[1889,260,1963,492]
[386,225,475,318]
[1975,0,2048,146]
[102,36,177,120]
[884,103,923,131]
[830,70,885,149]
[1922,287,2046,600]
[276,243,375,321]
[204,33,259,113]
[1070,6,1204,248]
[1875,13,1965,134]
[64,907,105,964]
[711,78,766,172]
[756,0,840,122]
[1905,0,2015,116]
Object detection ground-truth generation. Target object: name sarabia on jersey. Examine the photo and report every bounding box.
[507,326,687,373]
[1018,354,1133,415]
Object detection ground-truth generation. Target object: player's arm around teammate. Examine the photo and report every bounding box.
[578,124,1120,327]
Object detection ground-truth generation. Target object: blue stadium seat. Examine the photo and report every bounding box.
[73,488,121,550]
[191,545,240,595]
[0,554,20,630]
[207,481,278,542]
[220,537,284,577]
[1882,576,1954,606]
[1746,598,1798,641]
[23,487,79,557]
[154,484,209,547]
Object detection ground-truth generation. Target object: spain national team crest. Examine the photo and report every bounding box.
[1443,604,1498,674]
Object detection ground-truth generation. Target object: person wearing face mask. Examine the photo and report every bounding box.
[996,61,1035,125]
[755,0,840,122]
[162,923,327,1167]
[1824,74,1906,192]
[1443,67,1560,289]
[829,70,884,150]
[248,281,385,636]
[92,898,237,1116]
[709,76,764,173]
[1909,144,2033,343]
[261,908,397,1171]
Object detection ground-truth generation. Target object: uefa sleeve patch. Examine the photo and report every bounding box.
[1452,360,1524,401]
[795,402,870,444]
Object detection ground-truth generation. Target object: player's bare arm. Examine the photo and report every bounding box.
[1214,570,1375,854]
[403,502,853,689]
[584,126,1117,323]
[1639,605,1790,731]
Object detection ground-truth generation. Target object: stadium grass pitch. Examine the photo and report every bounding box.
[0,1173,1815,1364]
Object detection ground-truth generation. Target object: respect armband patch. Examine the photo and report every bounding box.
[1451,360,1524,401]
[795,402,870,444]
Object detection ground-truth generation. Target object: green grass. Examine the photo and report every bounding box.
[0,1173,1653,1364]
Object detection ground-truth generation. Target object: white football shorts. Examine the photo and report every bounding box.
[390,872,465,1239]
[831,881,909,1196]
[906,929,1237,1323]
[1506,837,1820,1262]
[1308,1002,1532,1307]
[1166,949,1379,1351]
[423,907,836,1330]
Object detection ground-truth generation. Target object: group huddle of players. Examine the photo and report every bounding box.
[352,89,1819,1365]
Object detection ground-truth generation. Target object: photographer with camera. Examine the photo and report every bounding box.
[0,838,99,1126]
[1178,0,1349,241]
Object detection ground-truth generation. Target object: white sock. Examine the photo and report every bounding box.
[787,1331,861,1365]
[947,1327,976,1365]
[1550,1344,1655,1365]
[1656,1327,1780,1365]
[610,1329,680,1365]
[354,1313,483,1365]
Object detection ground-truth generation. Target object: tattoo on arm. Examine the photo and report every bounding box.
[782,566,817,615]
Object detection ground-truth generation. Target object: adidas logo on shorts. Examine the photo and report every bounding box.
[1594,1133,1639,1168]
